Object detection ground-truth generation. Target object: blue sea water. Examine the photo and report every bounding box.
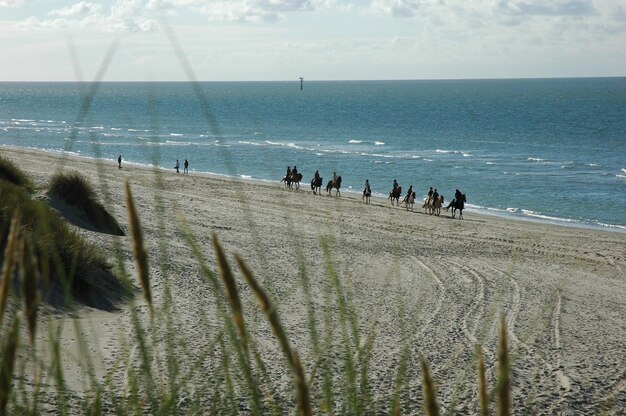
[1,79,625,231]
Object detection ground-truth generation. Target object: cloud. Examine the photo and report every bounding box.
[148,0,325,22]
[18,0,158,33]
[502,0,596,16]
[0,0,25,7]
[48,2,102,17]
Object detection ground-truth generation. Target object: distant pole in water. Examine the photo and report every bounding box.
[300,77,304,91]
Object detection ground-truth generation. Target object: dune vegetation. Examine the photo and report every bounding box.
[0,170,128,311]
[48,172,124,236]
[0,155,33,191]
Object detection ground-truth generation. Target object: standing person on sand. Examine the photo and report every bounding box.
[175,159,180,173]
[118,155,122,169]
[184,159,189,174]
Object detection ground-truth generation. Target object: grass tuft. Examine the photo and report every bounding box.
[0,156,33,191]
[1,180,126,310]
[48,172,124,236]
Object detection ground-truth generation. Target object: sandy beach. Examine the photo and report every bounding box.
[2,145,625,414]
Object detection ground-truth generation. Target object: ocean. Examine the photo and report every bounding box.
[1,79,625,232]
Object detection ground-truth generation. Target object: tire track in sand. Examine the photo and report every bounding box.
[442,260,487,348]
[411,256,446,336]
[548,290,572,392]
[484,265,530,351]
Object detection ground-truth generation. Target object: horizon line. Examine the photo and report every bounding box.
[1,75,625,83]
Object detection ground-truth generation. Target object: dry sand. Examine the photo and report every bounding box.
[2,146,625,414]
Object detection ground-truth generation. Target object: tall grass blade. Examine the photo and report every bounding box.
[497,315,510,416]
[212,233,247,350]
[0,213,20,328]
[421,356,440,416]
[124,180,152,317]
[19,236,40,345]
[235,254,312,416]
[0,316,19,416]
[477,345,489,416]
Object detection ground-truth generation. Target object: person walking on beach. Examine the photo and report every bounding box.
[184,159,189,174]
[118,155,122,169]
[175,159,180,173]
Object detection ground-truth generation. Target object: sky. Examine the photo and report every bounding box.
[1,0,625,81]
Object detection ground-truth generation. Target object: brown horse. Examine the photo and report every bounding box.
[423,196,444,216]
[388,186,402,206]
[325,176,342,196]
[281,172,303,190]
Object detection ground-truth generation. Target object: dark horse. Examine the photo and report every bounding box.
[282,172,303,190]
[326,176,342,196]
[311,176,323,195]
[444,194,466,219]
[388,186,402,206]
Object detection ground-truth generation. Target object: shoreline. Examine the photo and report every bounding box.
[3,144,624,234]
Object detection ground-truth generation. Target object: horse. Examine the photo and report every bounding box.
[281,172,302,190]
[325,176,342,196]
[311,176,323,195]
[388,186,402,206]
[444,194,466,219]
[404,191,415,211]
[422,195,443,216]
[363,187,372,204]
[289,172,302,190]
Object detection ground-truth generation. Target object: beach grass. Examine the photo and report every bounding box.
[0,179,128,311]
[0,156,33,191]
[48,172,124,236]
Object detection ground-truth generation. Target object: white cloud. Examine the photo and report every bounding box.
[17,0,159,33]
[0,0,25,7]
[48,2,102,17]
[147,0,326,22]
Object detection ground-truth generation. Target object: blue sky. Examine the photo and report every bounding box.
[1,0,625,81]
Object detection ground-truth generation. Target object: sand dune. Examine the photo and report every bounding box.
[2,146,625,414]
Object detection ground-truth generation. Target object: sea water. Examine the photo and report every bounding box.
[0,79,625,231]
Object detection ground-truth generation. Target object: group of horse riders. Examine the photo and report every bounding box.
[386,179,466,218]
[285,167,466,217]
[284,166,343,195]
